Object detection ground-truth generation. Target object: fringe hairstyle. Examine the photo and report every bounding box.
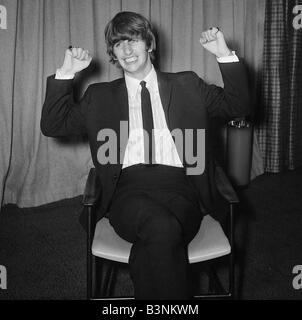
[104,11,156,65]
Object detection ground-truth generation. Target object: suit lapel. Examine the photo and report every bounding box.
[156,71,172,127]
[113,79,129,166]
[115,78,129,124]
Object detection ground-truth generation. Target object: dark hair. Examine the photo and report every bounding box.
[104,11,156,64]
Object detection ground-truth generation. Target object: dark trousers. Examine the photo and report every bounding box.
[108,164,203,300]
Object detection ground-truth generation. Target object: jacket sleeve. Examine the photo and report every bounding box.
[41,75,91,137]
[195,59,251,120]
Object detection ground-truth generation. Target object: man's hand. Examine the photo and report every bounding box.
[200,28,232,58]
[58,47,92,77]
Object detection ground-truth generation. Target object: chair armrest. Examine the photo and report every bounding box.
[82,168,102,206]
[214,164,239,204]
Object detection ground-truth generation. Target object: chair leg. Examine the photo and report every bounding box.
[87,207,93,300]
[87,206,97,299]
[87,252,97,299]
[229,250,235,298]
[229,203,235,298]
[87,252,91,300]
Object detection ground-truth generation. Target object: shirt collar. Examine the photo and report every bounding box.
[124,65,157,99]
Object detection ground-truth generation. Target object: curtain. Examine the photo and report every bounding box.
[256,0,302,172]
[0,0,266,208]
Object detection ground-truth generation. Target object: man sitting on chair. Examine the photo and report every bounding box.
[41,11,250,299]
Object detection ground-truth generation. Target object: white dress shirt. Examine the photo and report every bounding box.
[122,65,183,168]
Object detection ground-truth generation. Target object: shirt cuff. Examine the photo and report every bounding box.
[55,68,75,80]
[217,51,239,63]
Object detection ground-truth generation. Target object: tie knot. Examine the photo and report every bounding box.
[140,81,147,89]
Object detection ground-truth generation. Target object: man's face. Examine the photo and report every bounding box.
[113,37,152,80]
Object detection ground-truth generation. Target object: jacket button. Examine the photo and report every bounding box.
[113,173,118,181]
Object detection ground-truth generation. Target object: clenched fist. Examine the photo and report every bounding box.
[200,27,232,58]
[58,47,92,77]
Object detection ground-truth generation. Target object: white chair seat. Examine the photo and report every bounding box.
[92,214,230,264]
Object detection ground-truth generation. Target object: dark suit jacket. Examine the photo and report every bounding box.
[41,61,250,221]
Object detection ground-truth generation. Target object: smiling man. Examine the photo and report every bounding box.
[41,11,250,299]
[111,37,152,78]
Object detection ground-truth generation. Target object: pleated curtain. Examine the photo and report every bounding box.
[257,0,302,172]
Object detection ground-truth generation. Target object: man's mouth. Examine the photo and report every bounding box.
[124,56,138,63]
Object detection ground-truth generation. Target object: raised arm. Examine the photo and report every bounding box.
[198,27,250,119]
[41,47,92,137]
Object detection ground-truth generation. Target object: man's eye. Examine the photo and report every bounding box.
[114,42,121,48]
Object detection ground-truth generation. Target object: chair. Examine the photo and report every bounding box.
[83,162,239,300]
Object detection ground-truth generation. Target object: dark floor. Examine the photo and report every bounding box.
[0,167,302,300]
[236,167,302,299]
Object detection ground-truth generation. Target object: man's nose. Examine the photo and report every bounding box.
[122,41,133,55]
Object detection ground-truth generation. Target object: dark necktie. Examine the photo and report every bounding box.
[140,81,156,165]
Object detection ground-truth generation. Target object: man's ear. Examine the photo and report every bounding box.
[147,43,154,53]
[147,40,155,53]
